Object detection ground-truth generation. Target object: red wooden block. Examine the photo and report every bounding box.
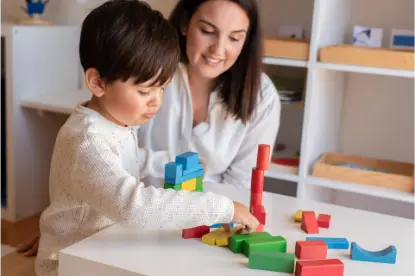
[301,211,319,234]
[256,144,270,170]
[251,205,266,225]
[255,224,264,232]
[295,241,328,259]
[182,225,210,239]
[295,259,344,276]
[317,214,331,228]
[250,192,263,208]
[251,168,264,194]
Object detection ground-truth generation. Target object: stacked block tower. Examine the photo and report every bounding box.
[250,144,270,232]
[164,152,209,238]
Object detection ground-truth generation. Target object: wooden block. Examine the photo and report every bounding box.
[164,183,182,190]
[295,241,328,259]
[301,211,319,234]
[251,205,266,225]
[293,209,303,222]
[201,226,243,246]
[256,144,271,170]
[250,168,264,194]
[228,232,272,253]
[175,152,199,170]
[243,236,286,257]
[250,193,262,208]
[317,214,331,228]
[295,259,344,276]
[255,224,264,232]
[182,225,210,239]
[164,162,183,184]
[249,251,295,273]
[195,176,203,190]
[306,237,349,249]
[182,178,196,191]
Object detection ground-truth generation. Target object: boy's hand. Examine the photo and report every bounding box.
[199,159,207,172]
[231,201,259,233]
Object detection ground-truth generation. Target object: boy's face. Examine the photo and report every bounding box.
[98,77,166,127]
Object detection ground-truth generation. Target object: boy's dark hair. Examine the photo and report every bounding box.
[79,0,179,86]
[169,0,263,123]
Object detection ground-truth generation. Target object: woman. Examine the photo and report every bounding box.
[17,0,280,256]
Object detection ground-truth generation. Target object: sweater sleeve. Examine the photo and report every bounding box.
[69,135,234,229]
[222,74,281,188]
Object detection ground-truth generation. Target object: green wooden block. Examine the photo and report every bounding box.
[195,187,203,192]
[164,183,182,190]
[228,232,271,253]
[196,176,203,190]
[248,251,295,273]
[242,236,287,257]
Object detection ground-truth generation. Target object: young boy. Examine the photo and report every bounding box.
[35,1,259,275]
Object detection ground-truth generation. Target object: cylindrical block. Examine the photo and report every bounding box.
[251,168,264,194]
[256,144,270,170]
[250,193,263,208]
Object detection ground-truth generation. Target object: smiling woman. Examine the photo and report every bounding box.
[139,0,281,188]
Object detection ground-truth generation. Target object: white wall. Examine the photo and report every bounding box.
[1,0,178,26]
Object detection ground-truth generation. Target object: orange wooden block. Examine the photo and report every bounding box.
[251,205,266,225]
[295,241,328,260]
[301,211,319,234]
[256,144,270,170]
[250,192,262,208]
[251,168,264,194]
[255,224,264,232]
[295,259,344,276]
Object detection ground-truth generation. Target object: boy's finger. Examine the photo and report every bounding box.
[222,223,231,232]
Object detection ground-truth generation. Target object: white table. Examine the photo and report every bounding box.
[59,182,414,276]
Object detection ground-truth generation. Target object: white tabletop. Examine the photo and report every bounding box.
[59,182,414,276]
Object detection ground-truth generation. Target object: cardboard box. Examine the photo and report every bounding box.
[264,38,309,60]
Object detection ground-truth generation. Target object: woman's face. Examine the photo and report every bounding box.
[183,0,250,80]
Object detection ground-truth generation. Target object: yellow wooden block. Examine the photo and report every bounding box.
[293,209,303,222]
[201,226,243,246]
[182,178,196,191]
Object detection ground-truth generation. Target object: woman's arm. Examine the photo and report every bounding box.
[222,74,281,188]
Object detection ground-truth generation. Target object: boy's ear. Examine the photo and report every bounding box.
[85,68,106,97]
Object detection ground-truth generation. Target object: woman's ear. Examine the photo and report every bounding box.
[85,68,106,97]
[180,15,188,36]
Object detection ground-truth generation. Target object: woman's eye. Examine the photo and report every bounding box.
[201,29,214,35]
[230,37,240,42]
[138,91,150,96]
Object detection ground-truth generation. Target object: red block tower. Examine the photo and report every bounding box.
[250,144,270,232]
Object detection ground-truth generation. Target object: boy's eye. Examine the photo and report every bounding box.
[138,90,150,96]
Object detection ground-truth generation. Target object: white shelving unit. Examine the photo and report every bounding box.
[7,0,414,220]
[1,23,80,221]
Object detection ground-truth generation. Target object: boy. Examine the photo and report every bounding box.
[35,1,259,275]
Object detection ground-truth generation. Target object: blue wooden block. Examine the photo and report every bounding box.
[211,222,234,228]
[306,237,349,249]
[176,152,199,170]
[182,163,203,176]
[180,169,204,183]
[165,162,183,184]
[351,242,397,264]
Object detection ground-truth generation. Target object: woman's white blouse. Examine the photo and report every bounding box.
[138,63,281,189]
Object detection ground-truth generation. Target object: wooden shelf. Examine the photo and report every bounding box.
[264,37,310,61]
[319,45,414,71]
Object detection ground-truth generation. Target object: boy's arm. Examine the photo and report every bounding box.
[69,136,234,229]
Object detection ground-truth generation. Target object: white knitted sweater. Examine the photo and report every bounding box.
[35,105,234,276]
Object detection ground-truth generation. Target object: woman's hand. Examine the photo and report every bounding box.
[16,235,40,257]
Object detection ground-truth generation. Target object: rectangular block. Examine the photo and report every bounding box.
[293,210,303,222]
[228,232,271,253]
[317,214,331,228]
[295,241,328,260]
[249,251,295,273]
[243,236,286,257]
[195,176,203,190]
[182,225,210,239]
[164,162,183,184]
[164,183,182,190]
[176,152,199,170]
[183,163,203,176]
[167,169,204,184]
[182,178,196,191]
[301,211,319,234]
[251,205,266,225]
[295,259,344,276]
[306,237,349,249]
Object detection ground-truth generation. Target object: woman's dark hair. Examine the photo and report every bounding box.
[79,0,180,86]
[169,0,263,123]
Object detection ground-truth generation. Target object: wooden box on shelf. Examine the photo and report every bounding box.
[319,45,414,70]
[312,152,414,193]
[264,37,310,60]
